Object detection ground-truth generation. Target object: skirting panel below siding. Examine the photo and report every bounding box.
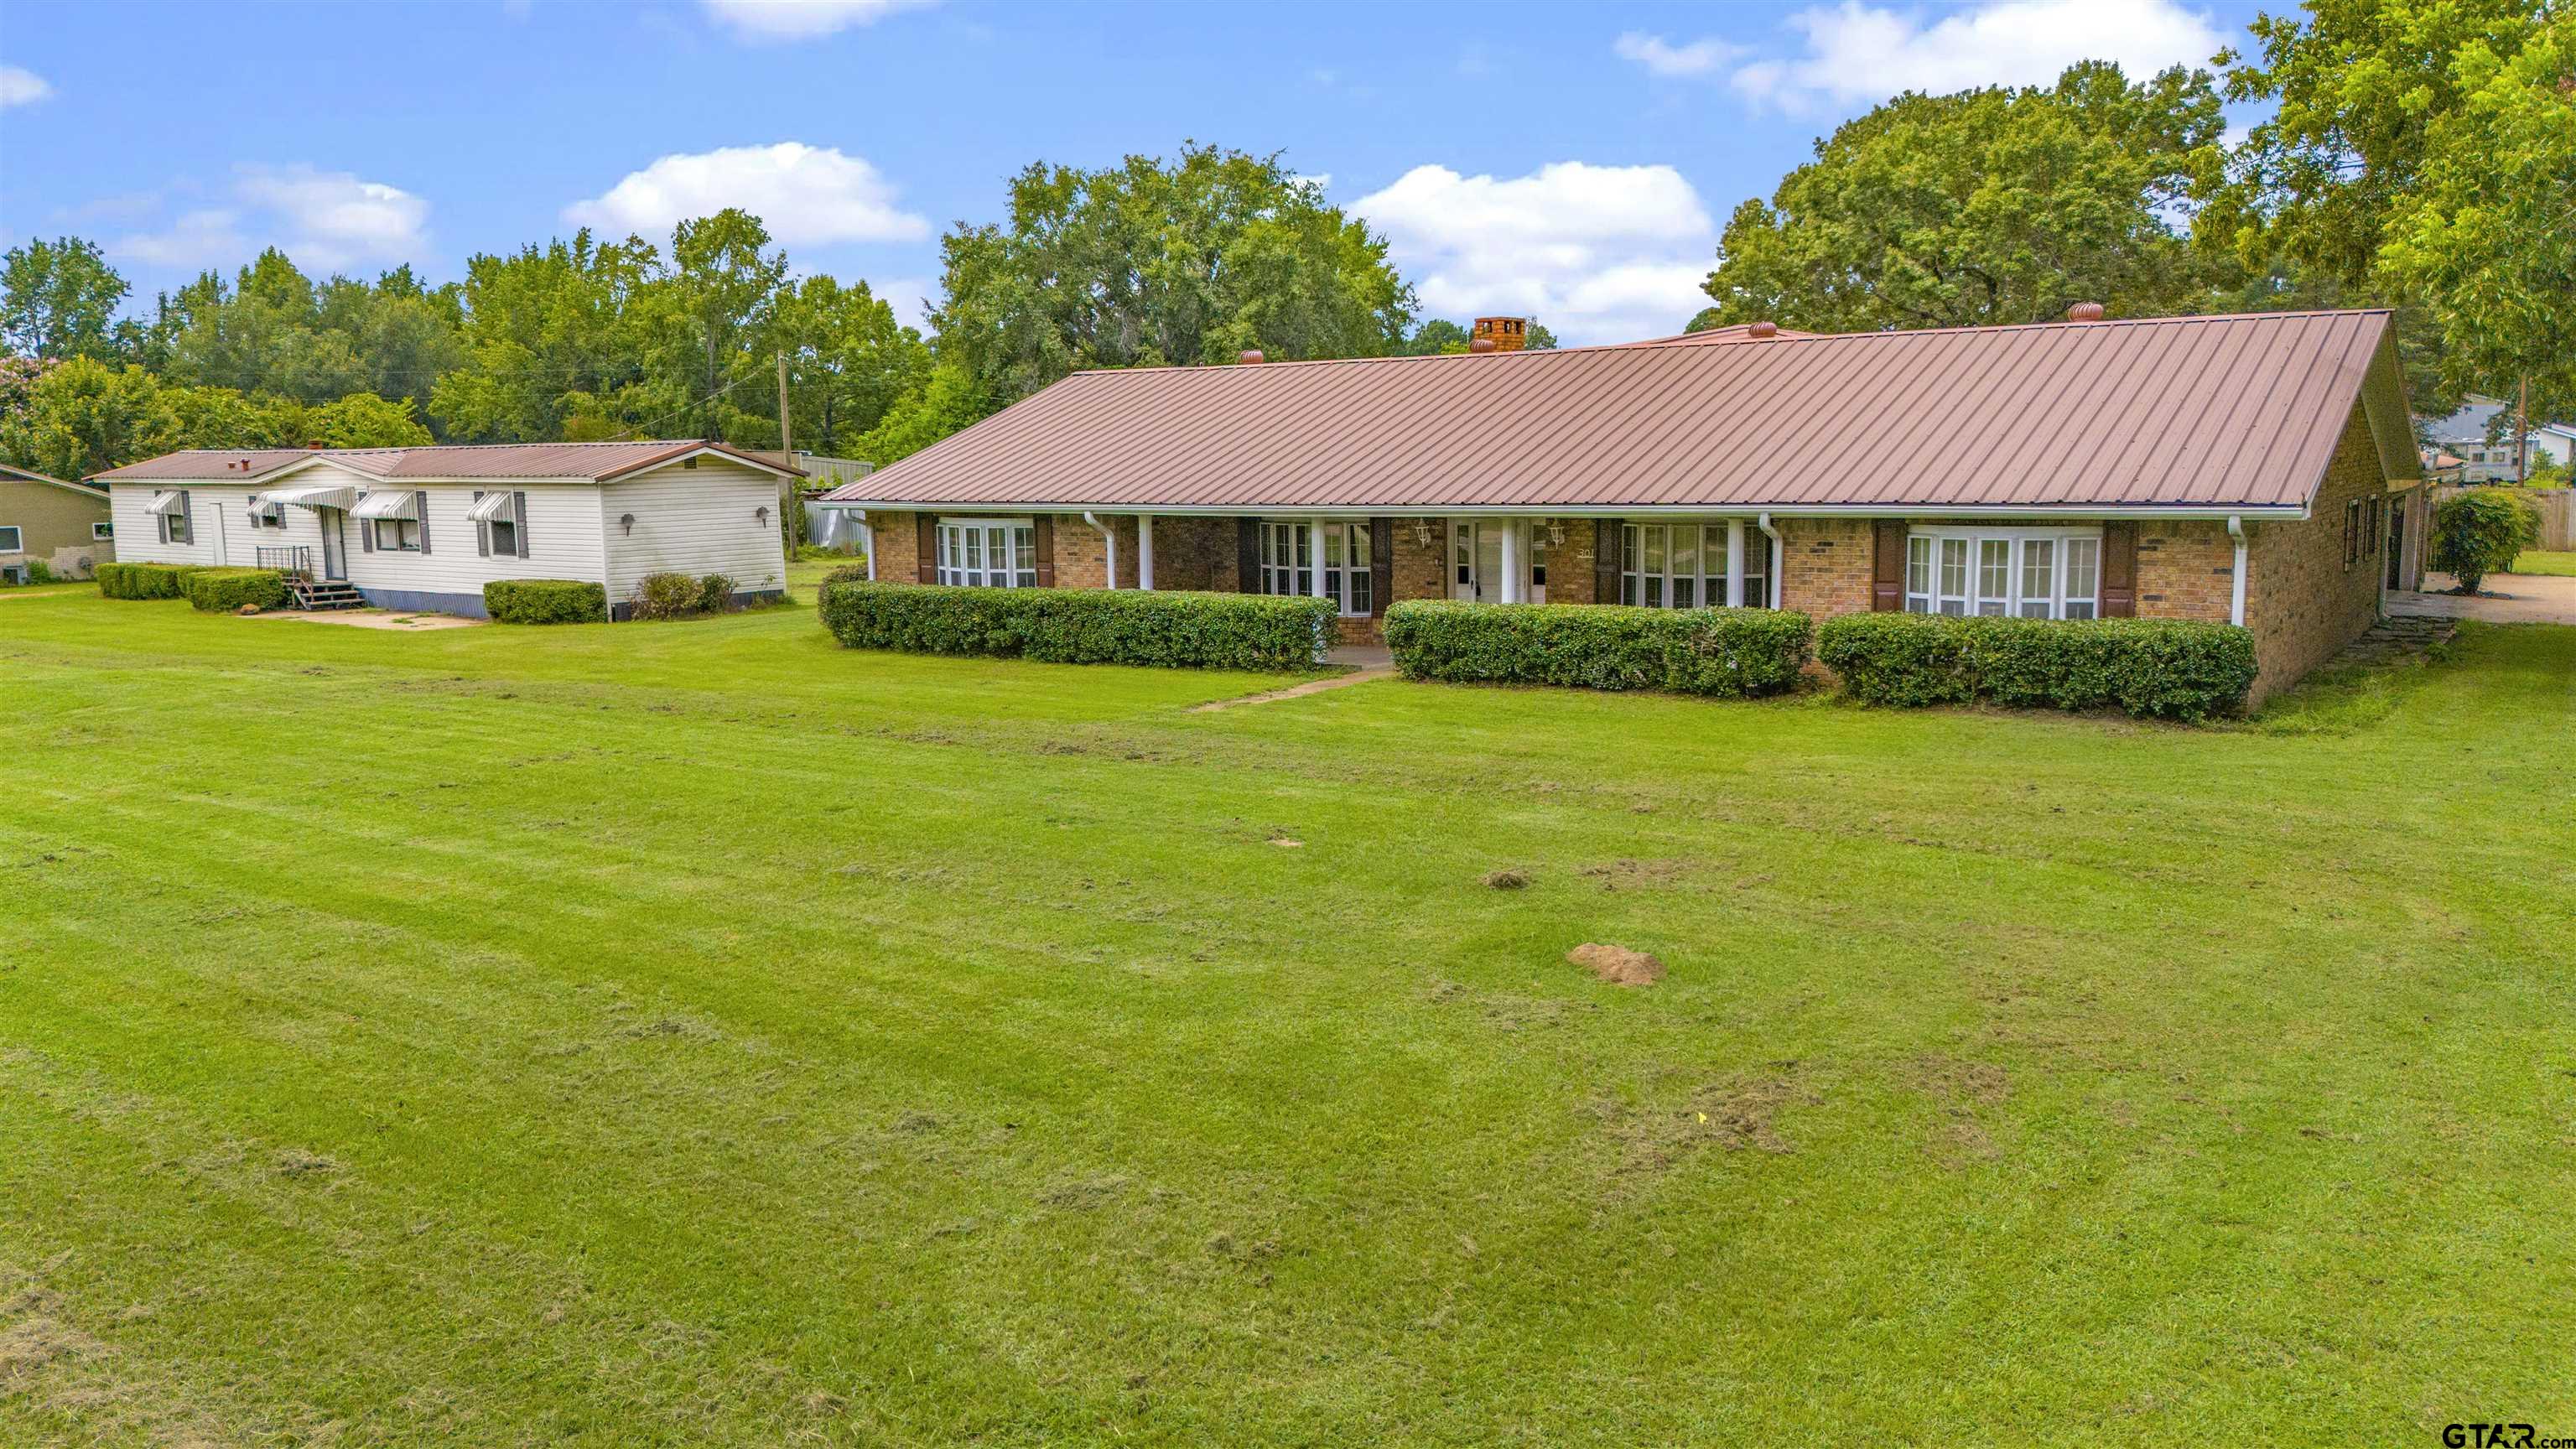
[357,587,491,618]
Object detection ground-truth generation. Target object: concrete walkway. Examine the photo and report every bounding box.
[1192,652,1397,712]
[2389,572,2576,625]
[242,608,485,631]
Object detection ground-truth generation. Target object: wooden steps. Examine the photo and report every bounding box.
[289,579,367,611]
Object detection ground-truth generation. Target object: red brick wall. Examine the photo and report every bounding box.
[864,509,922,581]
[2242,406,2392,699]
[1779,518,1874,616]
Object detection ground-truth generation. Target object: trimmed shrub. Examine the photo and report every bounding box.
[819,580,1337,671]
[1815,612,2257,721]
[629,570,704,621]
[697,573,737,614]
[2430,488,2542,593]
[1381,600,1812,698]
[96,562,202,600]
[181,567,288,613]
[485,578,608,625]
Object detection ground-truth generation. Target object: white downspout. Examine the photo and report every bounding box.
[860,515,876,581]
[1757,512,1783,608]
[2226,515,2247,626]
[1081,511,1119,589]
[1499,520,1523,604]
[1137,514,1155,590]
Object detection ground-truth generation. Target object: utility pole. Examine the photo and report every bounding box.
[2516,375,2529,485]
[776,350,796,552]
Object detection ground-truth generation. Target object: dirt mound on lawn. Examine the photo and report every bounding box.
[1566,943,1665,986]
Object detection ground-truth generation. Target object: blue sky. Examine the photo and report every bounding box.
[0,0,2267,345]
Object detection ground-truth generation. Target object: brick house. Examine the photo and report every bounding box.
[820,308,2426,703]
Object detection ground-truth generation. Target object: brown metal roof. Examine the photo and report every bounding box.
[91,439,801,484]
[823,310,2412,516]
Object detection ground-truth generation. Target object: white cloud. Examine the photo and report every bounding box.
[112,209,250,267]
[1353,162,1715,345]
[1613,32,1746,78]
[1728,0,2225,111]
[564,143,928,248]
[0,65,52,107]
[701,0,938,41]
[107,165,428,272]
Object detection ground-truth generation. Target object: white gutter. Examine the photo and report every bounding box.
[2226,515,2247,626]
[1757,512,1784,608]
[1081,511,1119,589]
[822,501,2312,523]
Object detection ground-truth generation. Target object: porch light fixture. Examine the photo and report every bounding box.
[756,505,771,525]
[1411,520,1433,545]
[1546,522,1565,546]
[620,512,636,535]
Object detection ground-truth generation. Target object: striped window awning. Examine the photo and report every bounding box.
[466,491,517,523]
[146,490,187,515]
[352,490,418,521]
[259,485,359,511]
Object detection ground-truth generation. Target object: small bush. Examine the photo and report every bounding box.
[96,562,202,600]
[180,567,288,613]
[1381,600,1812,698]
[485,578,607,625]
[1815,612,2257,721]
[697,573,737,614]
[629,570,705,621]
[819,581,1336,671]
[2430,489,2542,593]
[23,559,57,585]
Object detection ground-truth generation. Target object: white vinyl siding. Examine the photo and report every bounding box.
[110,485,223,566]
[346,482,608,597]
[601,459,787,604]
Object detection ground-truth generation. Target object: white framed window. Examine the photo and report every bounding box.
[166,512,190,544]
[935,517,1036,588]
[93,521,114,541]
[1622,522,1765,608]
[1904,527,2101,619]
[1259,521,1371,615]
[372,517,421,552]
[0,526,20,553]
[248,495,286,531]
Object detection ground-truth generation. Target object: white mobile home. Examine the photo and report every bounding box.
[93,440,797,618]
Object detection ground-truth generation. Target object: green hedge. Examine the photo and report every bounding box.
[96,563,203,600]
[180,567,289,613]
[1381,600,1813,698]
[819,581,1337,670]
[485,579,608,625]
[1815,612,2258,720]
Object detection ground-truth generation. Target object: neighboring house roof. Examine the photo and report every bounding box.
[91,439,803,485]
[823,309,2415,517]
[1,462,109,497]
[2419,396,2576,448]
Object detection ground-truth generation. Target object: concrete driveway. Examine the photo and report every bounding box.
[2390,572,2576,624]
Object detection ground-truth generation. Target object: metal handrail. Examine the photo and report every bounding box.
[255,545,314,579]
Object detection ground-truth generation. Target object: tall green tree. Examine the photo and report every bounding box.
[854,363,991,465]
[1701,62,2226,330]
[0,356,179,478]
[307,392,435,448]
[2374,15,2574,423]
[429,231,667,442]
[1,236,131,360]
[661,209,788,442]
[932,143,1415,408]
[772,274,930,455]
[2199,0,2547,288]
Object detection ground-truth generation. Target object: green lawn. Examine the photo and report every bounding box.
[3,591,2570,1446]
[2509,548,2576,577]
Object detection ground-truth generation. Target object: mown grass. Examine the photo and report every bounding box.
[3,591,2570,1446]
[2509,548,2576,577]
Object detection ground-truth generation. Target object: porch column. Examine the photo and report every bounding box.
[1500,520,1523,604]
[1307,517,1332,602]
[1726,519,1747,606]
[1136,514,1155,590]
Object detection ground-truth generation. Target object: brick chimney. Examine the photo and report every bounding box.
[1472,316,1530,353]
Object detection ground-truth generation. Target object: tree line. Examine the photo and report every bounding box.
[4,0,2565,480]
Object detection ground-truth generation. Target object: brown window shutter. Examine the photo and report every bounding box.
[1236,518,1259,593]
[915,514,937,584]
[1369,518,1393,615]
[2100,521,2138,616]
[1032,515,1056,586]
[1594,519,1621,603]
[1870,520,1908,611]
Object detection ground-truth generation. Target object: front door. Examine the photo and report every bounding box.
[320,507,347,580]
[1449,522,1545,604]
[2385,503,2407,589]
